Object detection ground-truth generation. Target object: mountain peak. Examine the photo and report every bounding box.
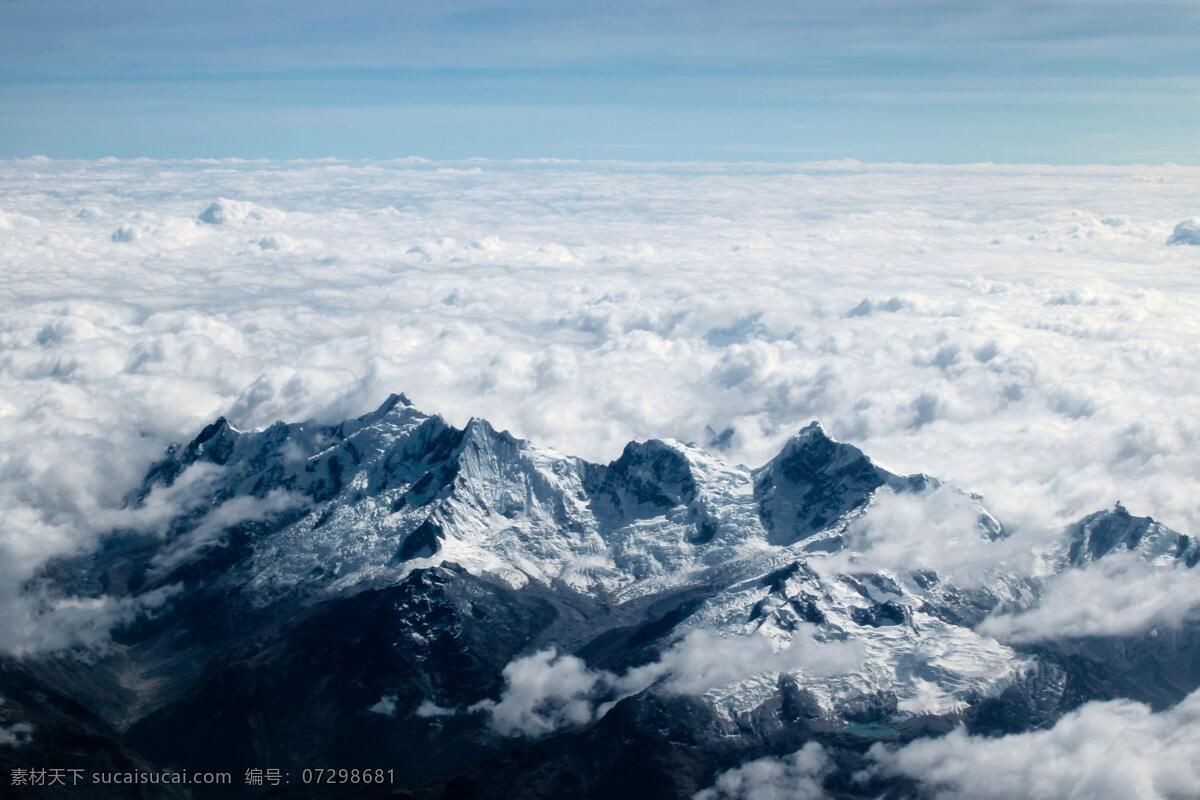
[1064,503,1195,566]
[184,415,242,464]
[462,416,511,441]
[381,391,412,411]
[586,438,699,520]
[772,422,877,480]
[344,391,418,429]
[794,419,832,440]
[754,421,899,545]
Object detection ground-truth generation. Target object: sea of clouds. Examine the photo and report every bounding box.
[1,156,1199,656]
[3,155,1200,796]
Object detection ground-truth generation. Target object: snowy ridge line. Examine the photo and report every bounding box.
[105,393,1196,726]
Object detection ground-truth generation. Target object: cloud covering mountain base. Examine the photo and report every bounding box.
[1,156,1198,656]
[866,688,1200,800]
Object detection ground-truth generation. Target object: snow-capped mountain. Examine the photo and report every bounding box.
[2,394,1196,799]
[1059,502,1199,568]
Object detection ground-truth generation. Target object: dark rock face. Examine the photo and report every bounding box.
[122,567,564,792]
[586,439,698,521]
[850,601,911,628]
[1065,503,1199,566]
[0,662,189,800]
[754,422,904,545]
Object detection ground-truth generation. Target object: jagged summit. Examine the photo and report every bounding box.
[794,419,832,439]
[1065,502,1198,566]
[589,438,699,519]
[753,421,931,546]
[20,395,1196,800]
[146,403,950,600]
[125,396,1186,623]
[144,400,1169,584]
[382,391,413,409]
[766,421,879,479]
[115,402,1050,722]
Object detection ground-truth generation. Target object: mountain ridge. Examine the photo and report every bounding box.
[3,393,1196,799]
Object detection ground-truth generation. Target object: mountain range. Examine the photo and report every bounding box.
[1,393,1197,799]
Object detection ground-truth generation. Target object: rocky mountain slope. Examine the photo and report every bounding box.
[2,394,1196,799]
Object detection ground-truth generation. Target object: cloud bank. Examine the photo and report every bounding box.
[866,689,1200,800]
[980,553,1200,643]
[816,484,1037,588]
[473,648,604,736]
[1,158,1198,653]
[702,688,1200,800]
[474,628,862,737]
[694,742,832,800]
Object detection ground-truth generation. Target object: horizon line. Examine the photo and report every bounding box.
[5,155,1200,170]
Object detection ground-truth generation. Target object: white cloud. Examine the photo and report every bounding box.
[815,485,1036,588]
[414,700,455,718]
[148,489,304,576]
[694,742,832,800]
[0,209,39,230]
[615,628,863,698]
[197,198,285,225]
[979,553,1200,643]
[474,628,861,737]
[0,584,179,657]
[1,158,1199,653]
[368,695,398,716]
[866,689,1200,800]
[471,648,603,736]
[0,722,34,748]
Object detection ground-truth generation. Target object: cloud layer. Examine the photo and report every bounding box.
[1,157,1198,652]
[980,553,1200,642]
[699,687,1200,800]
[867,689,1200,800]
[694,742,832,800]
[816,484,1035,588]
[474,628,862,737]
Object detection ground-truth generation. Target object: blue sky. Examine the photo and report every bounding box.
[1,0,1198,162]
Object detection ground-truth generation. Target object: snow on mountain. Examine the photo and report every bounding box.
[126,393,1151,728]
[6,392,1195,800]
[968,502,1200,644]
[1058,502,1199,568]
